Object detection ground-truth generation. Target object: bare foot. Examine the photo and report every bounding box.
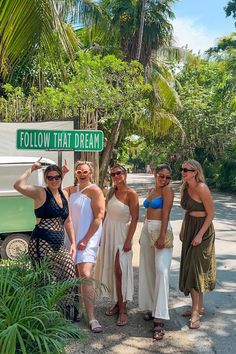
[181,307,204,317]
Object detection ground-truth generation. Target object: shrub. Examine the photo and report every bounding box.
[0,256,83,354]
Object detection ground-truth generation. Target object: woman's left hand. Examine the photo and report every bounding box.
[191,233,202,246]
[123,240,132,252]
[69,243,76,260]
[155,236,165,249]
[62,159,69,176]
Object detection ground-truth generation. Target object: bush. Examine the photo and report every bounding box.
[217,159,236,192]
[0,257,83,354]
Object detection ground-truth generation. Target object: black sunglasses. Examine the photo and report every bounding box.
[111,171,123,177]
[180,168,195,173]
[158,174,171,180]
[47,175,61,181]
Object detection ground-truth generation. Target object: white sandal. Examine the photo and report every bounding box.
[89,319,103,333]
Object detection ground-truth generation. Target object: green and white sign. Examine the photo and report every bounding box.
[17,129,103,151]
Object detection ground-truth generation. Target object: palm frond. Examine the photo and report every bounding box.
[0,0,79,80]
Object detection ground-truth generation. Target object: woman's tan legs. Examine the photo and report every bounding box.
[189,288,201,328]
[77,262,95,321]
[115,251,127,325]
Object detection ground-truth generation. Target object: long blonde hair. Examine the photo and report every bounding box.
[74,160,94,186]
[181,159,206,196]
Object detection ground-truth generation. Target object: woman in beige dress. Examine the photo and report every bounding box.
[95,164,139,326]
[179,159,216,329]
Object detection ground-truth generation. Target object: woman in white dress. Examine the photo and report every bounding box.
[63,161,105,333]
[95,164,139,326]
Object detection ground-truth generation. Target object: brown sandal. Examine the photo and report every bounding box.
[116,312,128,326]
[153,322,165,340]
[181,307,204,317]
[105,303,119,316]
[189,311,201,329]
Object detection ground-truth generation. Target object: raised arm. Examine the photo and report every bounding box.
[77,187,105,251]
[123,190,139,252]
[13,159,43,200]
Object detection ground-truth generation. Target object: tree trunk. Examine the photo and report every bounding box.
[99,118,122,188]
[136,0,146,61]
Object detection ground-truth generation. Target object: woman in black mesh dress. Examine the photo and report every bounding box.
[14,158,76,305]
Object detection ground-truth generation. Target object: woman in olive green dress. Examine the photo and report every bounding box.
[179,160,216,329]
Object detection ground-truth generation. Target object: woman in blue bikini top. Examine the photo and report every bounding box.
[143,196,163,209]
[142,163,173,244]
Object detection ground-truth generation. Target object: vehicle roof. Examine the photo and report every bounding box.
[0,156,55,165]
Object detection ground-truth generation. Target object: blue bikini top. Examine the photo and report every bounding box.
[143,196,163,209]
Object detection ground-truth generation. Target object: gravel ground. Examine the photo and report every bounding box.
[66,174,236,354]
[65,224,194,354]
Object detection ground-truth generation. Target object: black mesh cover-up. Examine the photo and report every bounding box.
[28,187,75,281]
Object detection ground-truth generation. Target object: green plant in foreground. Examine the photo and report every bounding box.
[0,256,83,354]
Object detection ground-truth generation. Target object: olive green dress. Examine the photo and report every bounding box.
[179,188,216,296]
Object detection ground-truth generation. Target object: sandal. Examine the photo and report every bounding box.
[189,312,200,329]
[143,311,154,321]
[116,312,128,326]
[89,319,103,333]
[153,322,165,340]
[181,307,204,317]
[105,303,119,316]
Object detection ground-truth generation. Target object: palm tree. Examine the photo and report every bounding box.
[78,0,176,68]
[0,0,101,88]
[136,0,146,60]
[225,0,236,26]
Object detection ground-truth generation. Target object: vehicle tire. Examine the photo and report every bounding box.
[1,233,30,260]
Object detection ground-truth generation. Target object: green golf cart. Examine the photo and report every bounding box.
[0,156,55,259]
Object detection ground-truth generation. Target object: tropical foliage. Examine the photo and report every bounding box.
[0,0,81,87]
[77,0,176,67]
[225,0,236,26]
[0,256,82,353]
[0,0,235,191]
[0,52,184,186]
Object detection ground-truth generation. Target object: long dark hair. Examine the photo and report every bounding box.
[106,164,127,204]
[155,163,172,174]
[44,165,62,188]
[44,165,62,178]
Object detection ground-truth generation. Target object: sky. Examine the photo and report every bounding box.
[172,0,235,53]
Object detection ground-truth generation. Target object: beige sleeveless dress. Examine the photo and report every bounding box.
[95,194,133,302]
